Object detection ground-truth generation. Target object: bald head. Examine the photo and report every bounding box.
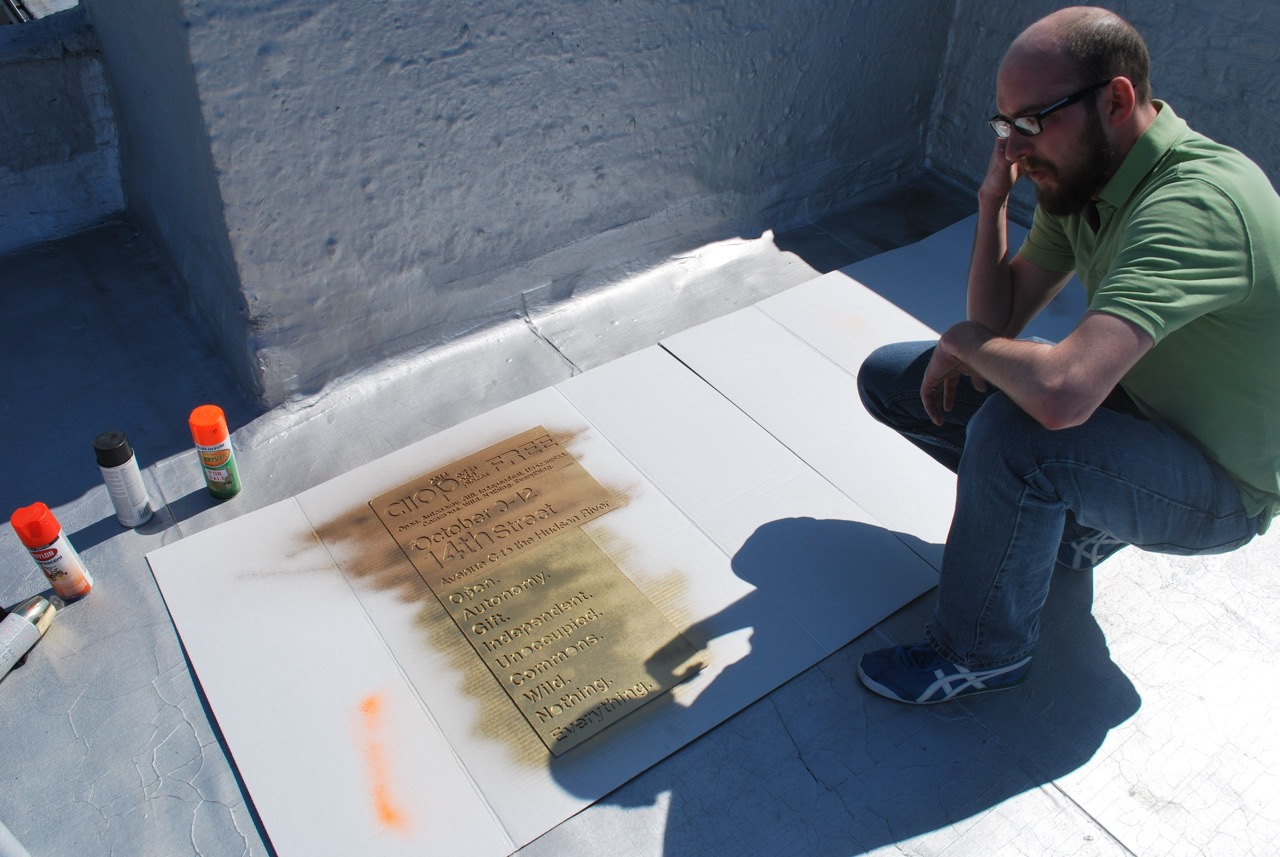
[1004,6,1153,104]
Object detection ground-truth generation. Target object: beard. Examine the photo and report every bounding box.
[1028,106,1115,217]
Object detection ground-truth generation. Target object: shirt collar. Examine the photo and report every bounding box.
[1098,100,1188,209]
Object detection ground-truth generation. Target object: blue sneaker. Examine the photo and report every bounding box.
[858,642,1031,704]
[1058,527,1127,570]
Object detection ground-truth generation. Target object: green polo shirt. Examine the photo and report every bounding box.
[1019,102,1280,525]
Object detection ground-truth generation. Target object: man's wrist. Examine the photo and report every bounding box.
[941,320,995,362]
[977,186,1011,211]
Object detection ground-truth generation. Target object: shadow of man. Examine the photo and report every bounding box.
[547,517,1140,855]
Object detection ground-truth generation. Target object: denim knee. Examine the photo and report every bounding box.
[857,341,934,425]
[960,394,1043,471]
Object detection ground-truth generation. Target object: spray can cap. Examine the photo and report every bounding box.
[10,502,61,549]
[94,430,135,468]
[189,405,230,447]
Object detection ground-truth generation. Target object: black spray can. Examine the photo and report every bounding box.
[94,431,154,527]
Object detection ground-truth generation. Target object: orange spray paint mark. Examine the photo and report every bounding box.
[359,694,409,832]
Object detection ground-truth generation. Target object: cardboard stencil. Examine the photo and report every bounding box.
[368,427,701,755]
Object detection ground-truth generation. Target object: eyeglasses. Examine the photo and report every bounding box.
[988,79,1112,138]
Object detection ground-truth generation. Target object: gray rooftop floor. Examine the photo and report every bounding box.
[2,175,1277,856]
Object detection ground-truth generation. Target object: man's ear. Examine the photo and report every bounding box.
[1104,76,1138,127]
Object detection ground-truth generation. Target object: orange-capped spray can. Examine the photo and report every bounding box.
[189,405,242,500]
[10,503,94,599]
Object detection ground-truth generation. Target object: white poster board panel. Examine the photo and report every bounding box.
[830,215,1081,344]
[148,499,513,857]
[663,306,953,565]
[559,346,939,651]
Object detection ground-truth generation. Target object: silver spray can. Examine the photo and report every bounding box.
[0,595,56,682]
[94,430,153,527]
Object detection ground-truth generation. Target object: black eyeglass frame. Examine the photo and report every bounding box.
[988,79,1113,138]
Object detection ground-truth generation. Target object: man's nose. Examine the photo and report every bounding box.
[1004,131,1033,160]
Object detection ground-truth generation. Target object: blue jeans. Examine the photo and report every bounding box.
[858,341,1262,669]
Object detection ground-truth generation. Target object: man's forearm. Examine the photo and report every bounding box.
[939,314,1149,431]
[939,320,1069,428]
[966,190,1017,335]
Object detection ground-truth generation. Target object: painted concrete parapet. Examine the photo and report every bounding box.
[19,0,80,17]
[80,0,253,400]
[0,6,122,255]
[83,0,956,406]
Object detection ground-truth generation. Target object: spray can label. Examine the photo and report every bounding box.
[27,535,93,599]
[99,459,153,527]
[0,613,40,676]
[197,440,242,499]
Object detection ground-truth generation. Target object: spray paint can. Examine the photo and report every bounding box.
[9,503,94,600]
[189,405,242,500]
[0,595,56,682]
[94,430,154,527]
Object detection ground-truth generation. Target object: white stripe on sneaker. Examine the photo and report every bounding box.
[918,656,1033,703]
[1066,532,1125,569]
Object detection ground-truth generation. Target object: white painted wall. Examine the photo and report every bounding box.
[0,7,121,255]
[80,0,252,393]
[85,0,958,405]
[24,0,80,16]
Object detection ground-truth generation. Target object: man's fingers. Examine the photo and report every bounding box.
[921,382,941,425]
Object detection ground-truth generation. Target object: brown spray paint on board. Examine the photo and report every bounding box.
[309,426,702,767]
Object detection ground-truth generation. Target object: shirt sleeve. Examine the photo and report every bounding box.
[1090,179,1252,345]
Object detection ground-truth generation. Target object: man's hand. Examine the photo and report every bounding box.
[920,337,989,426]
[980,138,1020,202]
[926,315,1153,431]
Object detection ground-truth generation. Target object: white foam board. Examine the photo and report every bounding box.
[664,298,954,564]
[148,498,514,857]
[558,346,939,649]
[839,214,1084,343]
[149,347,938,854]
[757,266,939,376]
